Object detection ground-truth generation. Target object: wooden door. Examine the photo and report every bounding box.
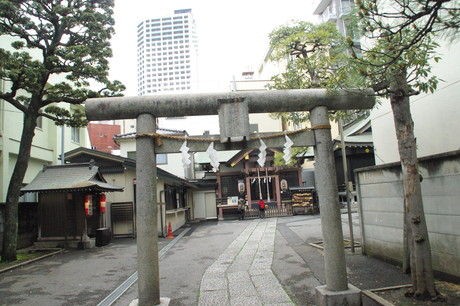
[205,192,217,219]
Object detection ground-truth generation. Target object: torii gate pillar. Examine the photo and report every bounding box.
[311,106,361,305]
[136,114,161,305]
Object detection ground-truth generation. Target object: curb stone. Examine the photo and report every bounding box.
[0,248,64,274]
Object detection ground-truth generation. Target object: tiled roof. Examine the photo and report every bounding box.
[88,123,120,153]
[334,116,373,147]
[63,147,197,188]
[21,163,123,193]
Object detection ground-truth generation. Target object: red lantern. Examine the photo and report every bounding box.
[84,195,92,216]
[100,193,106,214]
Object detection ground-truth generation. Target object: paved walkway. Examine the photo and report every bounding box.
[1,215,415,305]
[198,219,293,306]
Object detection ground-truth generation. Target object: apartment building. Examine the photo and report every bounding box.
[137,9,198,95]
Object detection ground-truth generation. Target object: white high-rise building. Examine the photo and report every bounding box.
[137,9,198,95]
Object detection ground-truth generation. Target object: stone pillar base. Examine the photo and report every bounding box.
[129,297,170,306]
[316,284,361,306]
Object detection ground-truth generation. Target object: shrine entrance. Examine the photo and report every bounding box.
[249,173,276,204]
[85,89,375,306]
[215,147,301,219]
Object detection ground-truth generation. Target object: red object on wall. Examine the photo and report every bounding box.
[84,195,92,216]
[99,193,106,214]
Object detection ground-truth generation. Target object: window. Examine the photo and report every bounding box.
[71,127,80,143]
[36,116,43,129]
[340,0,353,15]
[156,154,168,165]
[127,151,136,160]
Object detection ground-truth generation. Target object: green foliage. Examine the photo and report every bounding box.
[356,0,459,41]
[267,21,364,125]
[0,1,124,260]
[357,32,440,97]
[0,0,125,123]
[269,21,352,89]
[273,147,308,166]
[354,0,459,98]
[44,105,88,127]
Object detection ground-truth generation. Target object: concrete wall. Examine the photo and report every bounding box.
[118,138,188,178]
[356,150,460,278]
[0,100,89,202]
[164,209,186,233]
[104,169,136,236]
[158,116,220,135]
[103,168,189,237]
[104,169,136,205]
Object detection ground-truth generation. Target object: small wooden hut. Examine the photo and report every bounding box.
[21,162,123,248]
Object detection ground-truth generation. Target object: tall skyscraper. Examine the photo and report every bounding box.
[137,9,198,96]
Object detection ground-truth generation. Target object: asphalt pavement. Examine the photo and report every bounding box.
[0,213,412,306]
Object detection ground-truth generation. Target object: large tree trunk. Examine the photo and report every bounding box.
[389,71,437,298]
[1,113,37,261]
[402,197,411,274]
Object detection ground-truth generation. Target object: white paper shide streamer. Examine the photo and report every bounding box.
[180,140,191,169]
[206,142,220,172]
[257,139,267,167]
[283,135,294,164]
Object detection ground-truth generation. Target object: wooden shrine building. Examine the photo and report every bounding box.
[215,148,301,218]
[21,162,123,248]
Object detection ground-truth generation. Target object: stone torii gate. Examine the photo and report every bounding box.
[85,89,375,306]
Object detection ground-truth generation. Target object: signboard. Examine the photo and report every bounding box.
[227,196,238,206]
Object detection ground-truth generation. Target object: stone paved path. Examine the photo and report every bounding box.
[198,218,293,305]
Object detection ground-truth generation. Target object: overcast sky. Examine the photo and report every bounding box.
[109,0,317,96]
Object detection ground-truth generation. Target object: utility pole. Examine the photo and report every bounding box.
[338,117,355,253]
[61,125,65,165]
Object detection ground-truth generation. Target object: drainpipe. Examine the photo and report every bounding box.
[159,190,164,237]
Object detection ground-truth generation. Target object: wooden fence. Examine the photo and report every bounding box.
[246,201,293,218]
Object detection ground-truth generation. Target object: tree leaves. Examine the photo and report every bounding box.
[44,105,88,127]
[0,0,124,124]
[353,0,458,98]
[267,20,365,125]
